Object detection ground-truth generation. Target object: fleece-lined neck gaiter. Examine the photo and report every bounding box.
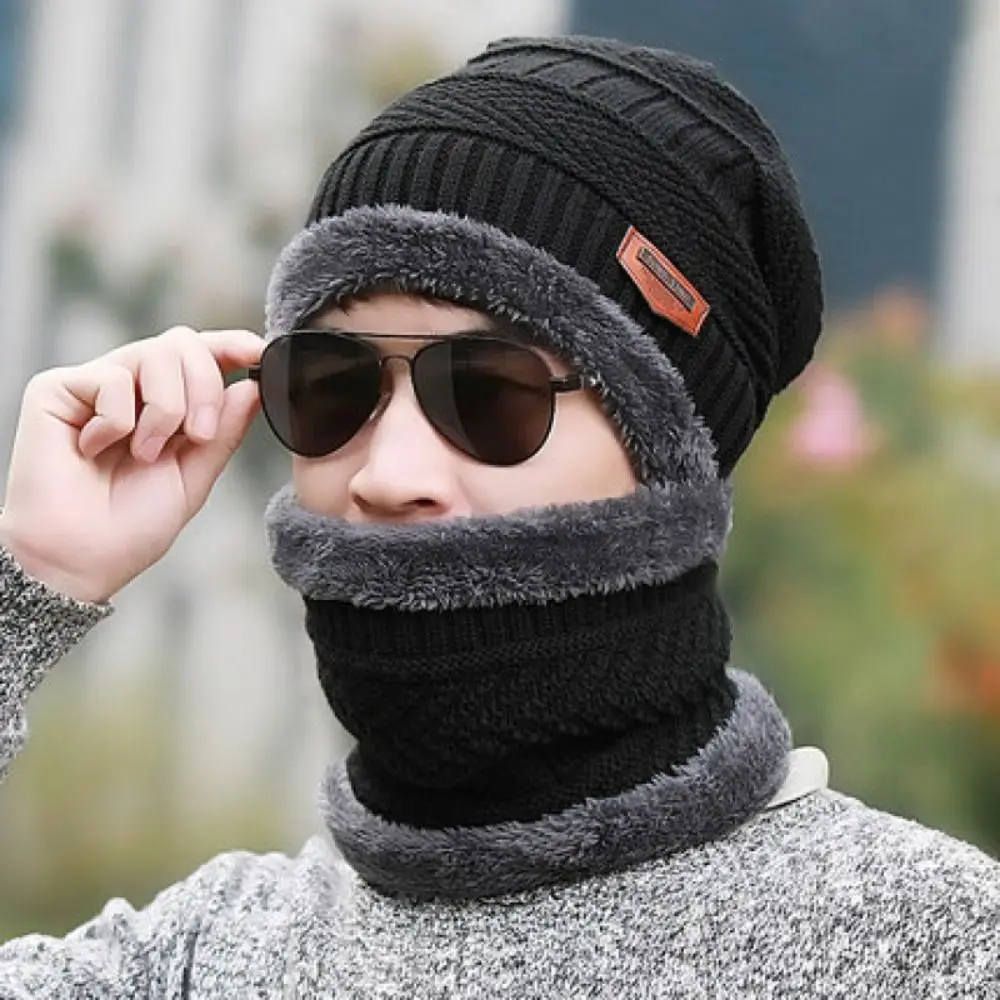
[261,205,792,898]
[266,483,790,900]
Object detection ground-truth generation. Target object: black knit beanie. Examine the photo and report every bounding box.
[276,35,823,477]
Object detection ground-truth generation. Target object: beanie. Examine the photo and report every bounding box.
[268,37,822,479]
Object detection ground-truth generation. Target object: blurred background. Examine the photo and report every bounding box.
[0,0,998,938]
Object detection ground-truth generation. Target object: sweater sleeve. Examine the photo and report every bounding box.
[0,888,196,998]
[0,846,301,999]
[0,545,112,782]
[1,551,303,997]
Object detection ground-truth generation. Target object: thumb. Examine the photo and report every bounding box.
[178,379,261,510]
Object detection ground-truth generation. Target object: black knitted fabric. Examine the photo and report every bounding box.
[306,35,823,476]
[305,563,735,828]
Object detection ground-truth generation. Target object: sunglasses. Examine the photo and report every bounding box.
[248,330,590,466]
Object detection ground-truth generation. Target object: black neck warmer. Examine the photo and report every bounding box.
[306,562,734,830]
[263,205,794,899]
[266,485,791,900]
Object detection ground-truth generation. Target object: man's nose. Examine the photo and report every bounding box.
[347,363,462,521]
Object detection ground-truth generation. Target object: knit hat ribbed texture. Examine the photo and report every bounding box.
[306,35,823,475]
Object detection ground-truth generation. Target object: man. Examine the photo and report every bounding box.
[1,35,997,998]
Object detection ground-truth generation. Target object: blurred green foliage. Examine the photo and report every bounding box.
[0,657,289,940]
[724,303,1000,856]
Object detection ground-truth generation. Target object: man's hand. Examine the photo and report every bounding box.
[0,327,264,603]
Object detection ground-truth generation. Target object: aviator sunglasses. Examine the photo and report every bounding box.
[248,330,591,466]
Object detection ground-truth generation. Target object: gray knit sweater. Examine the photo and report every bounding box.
[1,548,997,998]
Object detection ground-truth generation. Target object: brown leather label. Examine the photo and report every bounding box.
[616,226,710,336]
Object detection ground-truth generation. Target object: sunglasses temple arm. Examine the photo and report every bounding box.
[550,373,591,394]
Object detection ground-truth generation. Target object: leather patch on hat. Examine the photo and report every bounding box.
[617,226,710,336]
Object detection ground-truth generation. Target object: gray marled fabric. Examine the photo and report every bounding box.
[0,547,112,782]
[2,553,998,998]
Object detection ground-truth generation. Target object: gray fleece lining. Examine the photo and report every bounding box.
[264,206,732,606]
[264,204,719,487]
[319,669,791,900]
[265,479,730,610]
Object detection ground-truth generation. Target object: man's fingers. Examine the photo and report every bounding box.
[177,380,262,507]
[33,362,135,436]
[179,328,264,376]
[178,336,227,442]
[132,343,187,463]
[108,328,264,377]
[172,328,262,443]
[76,367,138,457]
[25,328,264,465]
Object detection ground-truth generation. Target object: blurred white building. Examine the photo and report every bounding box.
[939,0,1000,367]
[0,0,565,841]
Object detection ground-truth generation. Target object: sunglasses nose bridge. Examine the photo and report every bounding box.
[376,352,419,396]
[367,352,418,424]
[377,352,416,377]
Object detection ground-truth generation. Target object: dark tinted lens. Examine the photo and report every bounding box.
[258,332,380,457]
[413,338,554,465]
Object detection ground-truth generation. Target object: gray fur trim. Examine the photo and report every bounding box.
[265,479,731,610]
[318,669,791,900]
[265,205,720,486]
